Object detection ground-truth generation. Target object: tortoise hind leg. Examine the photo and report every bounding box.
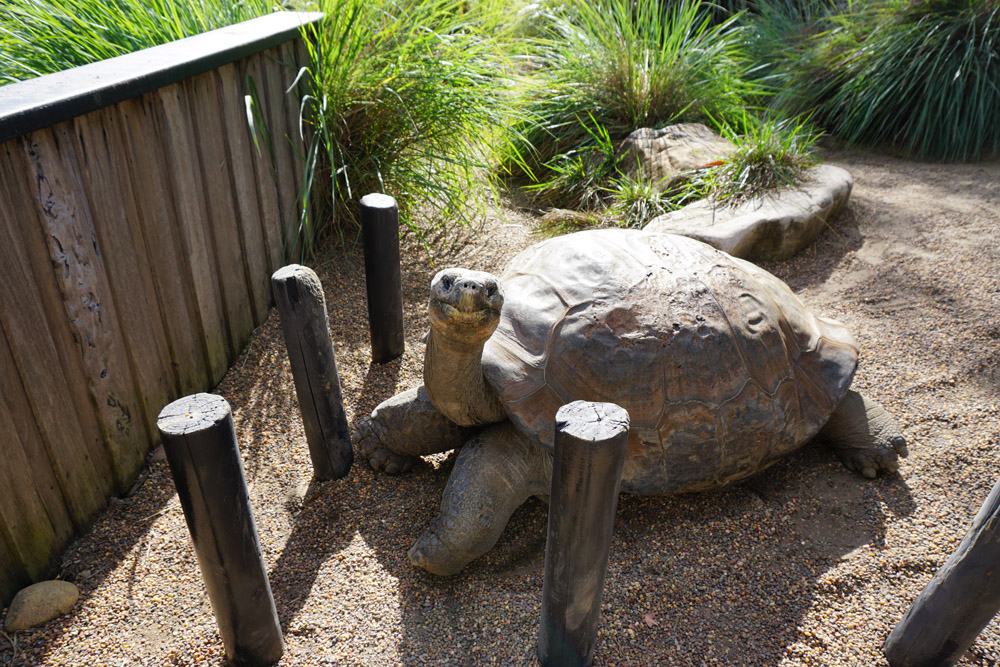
[356,385,481,475]
[819,389,909,479]
[409,421,553,576]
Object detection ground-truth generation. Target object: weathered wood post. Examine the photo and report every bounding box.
[271,264,353,480]
[156,393,283,667]
[885,477,1000,667]
[538,400,630,667]
[360,193,404,364]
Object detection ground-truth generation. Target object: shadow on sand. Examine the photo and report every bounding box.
[354,437,915,666]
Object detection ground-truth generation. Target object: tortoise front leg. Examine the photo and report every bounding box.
[356,385,481,475]
[409,421,553,576]
[819,389,909,478]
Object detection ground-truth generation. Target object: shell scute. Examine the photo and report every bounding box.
[481,229,858,494]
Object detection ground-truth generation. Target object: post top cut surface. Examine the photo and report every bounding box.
[272,264,322,291]
[157,393,230,435]
[360,193,398,210]
[272,264,310,280]
[556,401,630,441]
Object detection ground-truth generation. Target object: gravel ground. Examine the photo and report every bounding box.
[2,150,999,666]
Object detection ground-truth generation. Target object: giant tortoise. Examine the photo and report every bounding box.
[356,228,908,575]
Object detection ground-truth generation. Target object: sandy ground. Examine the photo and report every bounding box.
[2,149,999,666]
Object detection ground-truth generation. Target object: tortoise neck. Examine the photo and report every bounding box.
[424,329,505,427]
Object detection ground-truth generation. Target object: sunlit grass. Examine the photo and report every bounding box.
[295,0,516,249]
[0,0,279,83]
[502,0,757,206]
[706,113,820,206]
[766,0,1000,160]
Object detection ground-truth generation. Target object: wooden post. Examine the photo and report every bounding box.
[157,393,283,667]
[885,477,1000,667]
[360,193,404,364]
[538,401,629,667]
[271,264,353,480]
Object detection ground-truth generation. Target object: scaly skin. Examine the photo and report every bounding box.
[408,421,553,576]
[423,269,507,427]
[819,389,909,478]
[355,268,505,476]
[355,386,481,474]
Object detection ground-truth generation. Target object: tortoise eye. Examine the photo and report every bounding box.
[441,275,453,290]
[486,285,497,298]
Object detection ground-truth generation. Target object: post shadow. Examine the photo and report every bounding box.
[266,479,355,630]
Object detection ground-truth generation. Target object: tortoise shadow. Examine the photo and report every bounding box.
[757,202,864,291]
[355,438,914,666]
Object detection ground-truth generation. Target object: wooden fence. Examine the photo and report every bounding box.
[0,11,324,606]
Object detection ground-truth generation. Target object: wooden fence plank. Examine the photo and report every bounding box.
[185,70,255,356]
[20,125,148,491]
[0,317,73,547]
[0,15,327,605]
[0,393,61,582]
[70,106,176,438]
[115,95,209,396]
[216,61,271,327]
[245,52,286,274]
[258,49,301,262]
[0,142,110,523]
[154,82,231,384]
[292,37,325,232]
[277,41,308,253]
[0,531,28,610]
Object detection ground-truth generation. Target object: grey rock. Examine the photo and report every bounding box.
[619,123,735,192]
[3,580,79,632]
[643,163,853,261]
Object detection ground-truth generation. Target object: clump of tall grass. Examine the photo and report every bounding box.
[707,113,820,206]
[298,0,513,245]
[533,113,820,232]
[503,0,756,206]
[0,0,278,83]
[523,114,620,210]
[768,0,1000,160]
[742,0,834,91]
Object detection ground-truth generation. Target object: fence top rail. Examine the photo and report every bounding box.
[0,10,324,144]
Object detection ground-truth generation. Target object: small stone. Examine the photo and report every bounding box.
[3,580,80,632]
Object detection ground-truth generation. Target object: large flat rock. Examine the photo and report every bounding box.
[643,164,853,261]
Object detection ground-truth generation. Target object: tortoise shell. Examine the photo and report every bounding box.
[480,229,858,495]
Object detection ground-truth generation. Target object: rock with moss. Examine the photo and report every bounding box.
[618,123,736,192]
[644,163,853,261]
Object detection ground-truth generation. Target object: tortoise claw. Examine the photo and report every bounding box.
[355,417,416,475]
[833,439,904,479]
[890,435,909,459]
[821,391,908,480]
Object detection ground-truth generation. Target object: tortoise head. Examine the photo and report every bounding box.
[428,268,504,345]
